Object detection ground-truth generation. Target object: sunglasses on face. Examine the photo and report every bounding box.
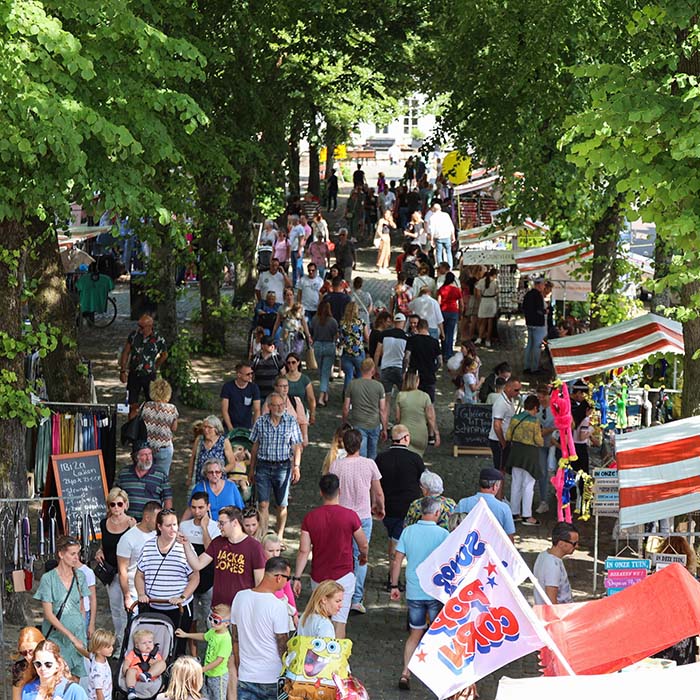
[207,613,230,625]
[34,661,54,669]
[243,508,258,518]
[562,539,579,547]
[109,501,125,508]
[207,470,222,476]
[276,573,292,581]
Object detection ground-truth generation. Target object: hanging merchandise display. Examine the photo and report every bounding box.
[27,402,117,494]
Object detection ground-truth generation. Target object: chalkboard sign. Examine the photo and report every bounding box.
[46,450,108,537]
[453,403,493,456]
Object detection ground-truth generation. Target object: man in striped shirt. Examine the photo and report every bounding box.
[249,393,303,540]
[115,442,173,519]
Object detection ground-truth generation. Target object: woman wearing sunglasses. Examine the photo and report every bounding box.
[27,639,87,700]
[34,536,89,681]
[94,487,136,649]
[190,458,244,521]
[13,627,44,700]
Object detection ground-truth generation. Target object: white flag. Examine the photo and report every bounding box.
[416,498,529,603]
[409,545,549,699]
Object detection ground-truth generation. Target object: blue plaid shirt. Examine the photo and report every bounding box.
[250,412,303,463]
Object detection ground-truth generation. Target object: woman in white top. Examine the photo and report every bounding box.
[411,262,436,298]
[475,267,499,347]
[297,580,345,638]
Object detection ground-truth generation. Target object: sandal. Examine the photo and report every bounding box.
[398,675,410,691]
[521,518,541,526]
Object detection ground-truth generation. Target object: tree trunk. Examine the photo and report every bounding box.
[287,116,302,197]
[589,198,622,330]
[26,221,90,402]
[680,280,700,416]
[151,227,178,348]
[196,178,227,354]
[0,219,30,625]
[308,141,320,197]
[230,170,257,297]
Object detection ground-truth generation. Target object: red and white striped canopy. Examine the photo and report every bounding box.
[514,240,593,274]
[617,417,700,528]
[548,313,684,381]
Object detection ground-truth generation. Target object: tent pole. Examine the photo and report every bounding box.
[673,357,678,390]
[593,510,599,594]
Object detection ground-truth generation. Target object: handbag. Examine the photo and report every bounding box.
[305,345,318,370]
[120,406,147,446]
[502,416,527,474]
[92,559,117,586]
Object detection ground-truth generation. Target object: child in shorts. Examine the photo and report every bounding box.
[122,629,166,700]
[175,604,232,700]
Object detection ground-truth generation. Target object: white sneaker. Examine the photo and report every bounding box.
[474,338,482,345]
[536,502,549,514]
[485,339,492,348]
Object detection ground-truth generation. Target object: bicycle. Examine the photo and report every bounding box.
[76,295,118,328]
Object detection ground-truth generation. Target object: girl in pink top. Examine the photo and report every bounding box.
[273,230,291,270]
[262,534,298,627]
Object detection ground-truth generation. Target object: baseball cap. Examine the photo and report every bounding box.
[479,467,504,482]
[533,276,546,284]
[394,313,407,322]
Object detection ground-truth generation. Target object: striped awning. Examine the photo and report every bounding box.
[57,225,112,249]
[514,240,593,274]
[453,173,500,194]
[548,313,684,381]
[457,224,519,247]
[617,417,700,528]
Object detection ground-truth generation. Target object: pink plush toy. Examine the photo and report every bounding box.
[550,382,577,461]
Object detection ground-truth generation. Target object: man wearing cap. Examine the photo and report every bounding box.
[523,278,547,374]
[374,313,409,400]
[115,443,173,519]
[343,358,387,459]
[455,468,516,540]
[251,337,285,401]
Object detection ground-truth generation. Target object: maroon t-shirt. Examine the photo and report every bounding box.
[205,535,266,607]
[302,504,362,582]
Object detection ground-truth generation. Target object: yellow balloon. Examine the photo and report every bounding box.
[442,151,471,185]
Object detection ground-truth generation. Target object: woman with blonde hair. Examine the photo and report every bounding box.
[338,302,369,394]
[94,487,136,649]
[298,580,345,638]
[27,639,87,700]
[322,423,353,474]
[141,378,179,476]
[159,656,203,700]
[395,373,439,457]
[375,209,396,272]
[13,627,44,700]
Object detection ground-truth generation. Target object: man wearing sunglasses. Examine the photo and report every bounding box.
[533,522,579,605]
[220,362,260,432]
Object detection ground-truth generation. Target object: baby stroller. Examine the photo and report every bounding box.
[115,602,177,700]
[227,428,254,505]
[257,244,273,272]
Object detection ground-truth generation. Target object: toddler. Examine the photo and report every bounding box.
[122,629,166,700]
[175,605,232,700]
[88,629,115,700]
[229,445,252,502]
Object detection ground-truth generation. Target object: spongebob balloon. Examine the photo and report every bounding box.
[283,636,354,700]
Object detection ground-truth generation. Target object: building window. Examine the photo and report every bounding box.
[403,98,419,135]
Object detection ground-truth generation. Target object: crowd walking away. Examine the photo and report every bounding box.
[16,178,623,700]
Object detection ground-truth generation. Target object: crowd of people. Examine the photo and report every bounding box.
[15,169,605,700]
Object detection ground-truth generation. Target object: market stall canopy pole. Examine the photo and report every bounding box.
[548,313,684,381]
[616,416,700,528]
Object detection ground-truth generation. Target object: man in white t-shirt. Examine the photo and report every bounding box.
[488,377,522,474]
[115,501,160,644]
[232,557,291,700]
[427,203,456,269]
[533,522,579,605]
[255,258,290,302]
[408,287,445,341]
[295,262,323,322]
[288,215,306,287]
[179,491,219,655]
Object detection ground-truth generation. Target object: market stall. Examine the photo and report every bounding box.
[547,313,684,381]
[514,240,594,274]
[616,416,700,529]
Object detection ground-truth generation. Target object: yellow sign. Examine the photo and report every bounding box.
[320,145,348,161]
[442,150,471,185]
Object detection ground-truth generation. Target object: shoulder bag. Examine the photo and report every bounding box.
[45,570,77,639]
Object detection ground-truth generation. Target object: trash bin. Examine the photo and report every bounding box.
[130,271,157,320]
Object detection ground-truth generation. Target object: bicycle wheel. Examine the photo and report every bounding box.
[90,296,118,328]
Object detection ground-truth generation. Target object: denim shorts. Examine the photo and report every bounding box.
[255,460,292,507]
[383,516,405,542]
[407,598,442,630]
[238,680,278,700]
